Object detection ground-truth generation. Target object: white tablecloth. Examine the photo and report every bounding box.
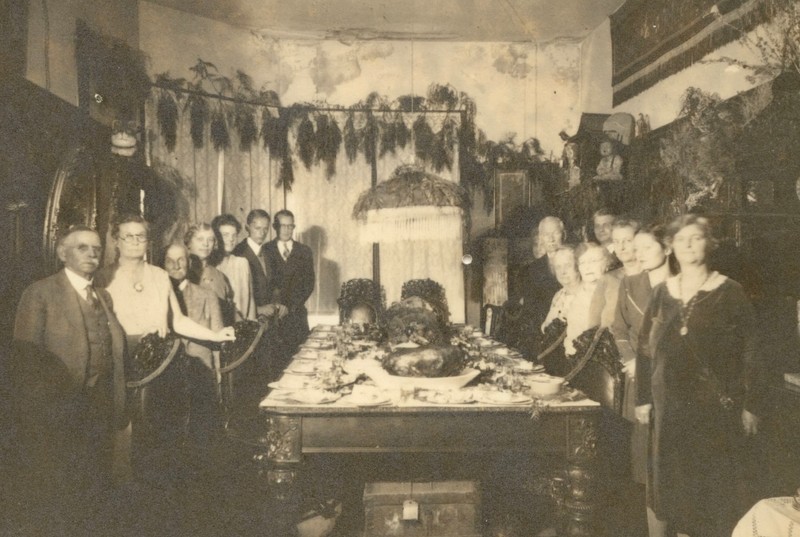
[732,497,800,537]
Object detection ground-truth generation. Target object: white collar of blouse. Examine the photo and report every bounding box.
[665,270,726,299]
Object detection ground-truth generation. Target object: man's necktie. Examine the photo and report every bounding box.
[281,243,290,261]
[85,284,100,310]
[171,278,189,315]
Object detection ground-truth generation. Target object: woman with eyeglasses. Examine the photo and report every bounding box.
[96,214,235,351]
[635,215,765,537]
[184,223,238,325]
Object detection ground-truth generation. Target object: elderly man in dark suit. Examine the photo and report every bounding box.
[232,209,274,316]
[522,216,565,328]
[8,225,127,534]
[263,210,315,366]
[504,216,565,357]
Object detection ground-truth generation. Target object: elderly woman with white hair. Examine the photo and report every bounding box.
[563,241,613,356]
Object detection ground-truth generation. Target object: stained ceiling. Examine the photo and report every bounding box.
[146,0,626,43]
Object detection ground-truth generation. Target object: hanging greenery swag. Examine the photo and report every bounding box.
[72,27,550,211]
[150,60,550,206]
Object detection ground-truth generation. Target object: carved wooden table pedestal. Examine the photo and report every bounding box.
[257,402,602,536]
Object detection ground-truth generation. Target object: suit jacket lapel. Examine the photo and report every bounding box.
[55,270,86,336]
[248,243,267,275]
[55,271,91,385]
[94,284,128,428]
[257,245,268,275]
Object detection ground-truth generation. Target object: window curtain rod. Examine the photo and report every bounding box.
[150,82,467,114]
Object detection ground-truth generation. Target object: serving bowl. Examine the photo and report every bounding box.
[527,374,565,396]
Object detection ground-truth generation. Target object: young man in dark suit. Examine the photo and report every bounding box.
[263,210,315,365]
[232,209,274,316]
[8,226,127,534]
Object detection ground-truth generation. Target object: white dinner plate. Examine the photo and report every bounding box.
[295,349,319,360]
[285,362,317,375]
[302,341,334,350]
[268,376,321,391]
[270,389,341,405]
[344,386,393,407]
[474,391,532,405]
[415,390,474,405]
[343,393,392,407]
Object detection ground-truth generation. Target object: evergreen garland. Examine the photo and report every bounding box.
[233,70,256,122]
[156,90,178,152]
[343,112,360,163]
[234,103,258,151]
[395,114,410,149]
[210,108,230,151]
[278,152,295,190]
[379,116,398,158]
[153,73,186,154]
[149,62,558,208]
[186,87,208,149]
[427,83,460,110]
[315,114,343,180]
[397,95,425,112]
[435,117,460,172]
[296,115,317,170]
[412,115,435,164]
[363,112,379,165]
[261,108,285,159]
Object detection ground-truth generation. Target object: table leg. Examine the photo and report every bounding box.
[257,416,303,536]
[564,414,598,537]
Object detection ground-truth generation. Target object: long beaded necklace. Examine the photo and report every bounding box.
[678,272,712,336]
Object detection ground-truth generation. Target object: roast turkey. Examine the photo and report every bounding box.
[382,345,466,377]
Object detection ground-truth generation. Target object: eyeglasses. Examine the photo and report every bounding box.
[278,224,296,229]
[119,234,148,243]
[164,258,187,269]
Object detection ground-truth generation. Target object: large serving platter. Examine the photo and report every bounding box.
[365,366,481,390]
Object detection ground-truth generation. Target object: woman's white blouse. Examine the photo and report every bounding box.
[104,263,171,336]
[564,282,598,356]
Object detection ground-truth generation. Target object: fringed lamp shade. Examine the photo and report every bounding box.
[352,165,469,244]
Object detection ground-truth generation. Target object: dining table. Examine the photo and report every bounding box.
[257,324,603,536]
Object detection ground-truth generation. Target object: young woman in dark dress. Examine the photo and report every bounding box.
[612,223,673,537]
[635,215,765,537]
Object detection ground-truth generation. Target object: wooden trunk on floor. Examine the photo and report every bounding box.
[363,481,481,537]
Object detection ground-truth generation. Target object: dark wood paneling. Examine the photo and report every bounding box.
[0,76,107,352]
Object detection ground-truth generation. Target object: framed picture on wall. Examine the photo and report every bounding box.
[495,171,529,227]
